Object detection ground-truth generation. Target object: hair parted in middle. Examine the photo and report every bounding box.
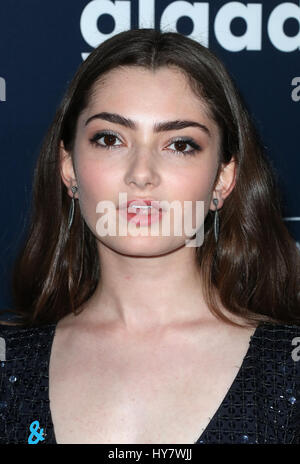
[7,28,300,328]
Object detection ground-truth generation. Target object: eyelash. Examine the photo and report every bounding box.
[89,130,201,156]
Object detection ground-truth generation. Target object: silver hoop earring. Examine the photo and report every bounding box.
[213,198,219,243]
[68,186,78,231]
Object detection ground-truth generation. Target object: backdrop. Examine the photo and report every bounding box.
[0,0,299,314]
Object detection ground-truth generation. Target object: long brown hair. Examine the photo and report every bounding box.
[3,28,300,328]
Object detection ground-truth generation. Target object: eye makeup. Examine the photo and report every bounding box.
[89,130,202,156]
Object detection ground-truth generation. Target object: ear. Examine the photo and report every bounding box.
[210,157,236,210]
[59,140,78,199]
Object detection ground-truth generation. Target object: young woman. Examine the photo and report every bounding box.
[0,28,299,444]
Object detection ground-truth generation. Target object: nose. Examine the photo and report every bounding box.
[124,147,160,190]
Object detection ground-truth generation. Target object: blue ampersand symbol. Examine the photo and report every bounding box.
[28,420,45,444]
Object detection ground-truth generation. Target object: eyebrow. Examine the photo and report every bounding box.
[85,112,211,137]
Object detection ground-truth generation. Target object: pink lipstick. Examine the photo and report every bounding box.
[118,199,163,226]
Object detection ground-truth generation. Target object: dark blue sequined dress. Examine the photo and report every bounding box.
[0,322,299,444]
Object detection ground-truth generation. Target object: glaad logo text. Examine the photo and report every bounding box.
[81,1,300,59]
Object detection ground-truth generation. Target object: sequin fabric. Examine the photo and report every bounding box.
[0,322,299,444]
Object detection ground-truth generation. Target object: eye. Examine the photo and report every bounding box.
[89,130,122,149]
[167,137,201,156]
[89,131,202,156]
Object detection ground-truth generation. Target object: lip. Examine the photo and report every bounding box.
[118,199,163,211]
[117,198,163,226]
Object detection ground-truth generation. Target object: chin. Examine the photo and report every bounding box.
[97,235,186,257]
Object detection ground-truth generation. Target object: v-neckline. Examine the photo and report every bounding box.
[45,322,261,444]
[193,323,261,443]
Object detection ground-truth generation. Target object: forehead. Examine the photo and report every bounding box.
[84,65,214,123]
[91,65,191,94]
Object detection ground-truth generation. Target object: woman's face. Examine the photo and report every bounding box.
[60,65,235,256]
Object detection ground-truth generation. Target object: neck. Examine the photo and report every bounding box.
[80,241,214,333]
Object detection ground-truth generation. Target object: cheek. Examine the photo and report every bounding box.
[162,166,214,236]
[75,159,118,228]
[170,164,216,206]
